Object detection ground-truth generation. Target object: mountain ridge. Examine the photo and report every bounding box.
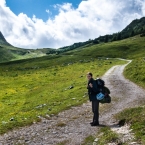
[0,17,145,62]
[0,31,12,46]
[59,17,145,52]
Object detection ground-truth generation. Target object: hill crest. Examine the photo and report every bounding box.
[0,31,11,46]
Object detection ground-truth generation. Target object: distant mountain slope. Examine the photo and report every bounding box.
[59,17,145,52]
[0,31,11,46]
[0,31,29,62]
[0,32,54,62]
[121,17,145,38]
[0,44,52,62]
[0,45,28,62]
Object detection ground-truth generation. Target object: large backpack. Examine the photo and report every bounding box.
[95,78,105,93]
[95,78,111,103]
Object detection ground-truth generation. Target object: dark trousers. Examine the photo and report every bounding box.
[92,100,99,123]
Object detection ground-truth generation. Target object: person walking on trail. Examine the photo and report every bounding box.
[87,72,100,126]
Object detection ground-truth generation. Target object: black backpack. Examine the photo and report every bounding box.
[96,78,111,103]
[95,78,105,93]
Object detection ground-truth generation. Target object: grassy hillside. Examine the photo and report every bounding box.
[3,35,143,68]
[0,44,54,62]
[0,31,56,62]
[0,57,124,134]
[64,35,145,59]
[0,31,11,46]
[124,59,145,88]
[0,45,28,62]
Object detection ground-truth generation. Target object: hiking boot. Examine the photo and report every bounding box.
[90,122,94,125]
[91,122,99,126]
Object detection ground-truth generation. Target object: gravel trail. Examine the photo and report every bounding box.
[0,60,145,145]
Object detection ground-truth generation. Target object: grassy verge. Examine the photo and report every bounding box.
[0,58,125,134]
[97,127,119,145]
[82,135,95,145]
[115,106,145,144]
[82,127,119,145]
[121,46,145,145]
[124,58,145,89]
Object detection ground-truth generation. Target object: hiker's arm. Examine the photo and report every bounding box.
[87,85,89,89]
[91,81,98,92]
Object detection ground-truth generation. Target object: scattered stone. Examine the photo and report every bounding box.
[48,108,52,111]
[10,118,14,121]
[50,114,54,117]
[2,121,8,124]
[72,98,76,100]
[94,138,99,142]
[25,139,29,143]
[36,104,47,109]
[46,114,50,119]
[69,86,74,89]
[130,142,138,145]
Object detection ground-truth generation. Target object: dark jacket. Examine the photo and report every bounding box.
[87,78,99,101]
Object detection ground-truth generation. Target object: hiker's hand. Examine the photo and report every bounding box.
[89,83,93,88]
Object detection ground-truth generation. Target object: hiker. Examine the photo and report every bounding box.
[87,72,100,126]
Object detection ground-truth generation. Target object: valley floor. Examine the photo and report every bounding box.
[0,61,145,145]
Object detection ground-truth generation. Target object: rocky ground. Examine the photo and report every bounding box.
[0,60,145,145]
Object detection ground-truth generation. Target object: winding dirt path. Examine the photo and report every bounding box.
[0,60,145,145]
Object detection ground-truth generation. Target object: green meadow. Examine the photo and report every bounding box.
[0,57,124,134]
[124,58,145,89]
[0,34,145,142]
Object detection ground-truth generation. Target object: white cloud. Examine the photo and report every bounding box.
[0,0,145,49]
[46,9,50,14]
[0,0,5,6]
[46,9,49,13]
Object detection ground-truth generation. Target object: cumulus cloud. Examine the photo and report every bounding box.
[0,0,145,49]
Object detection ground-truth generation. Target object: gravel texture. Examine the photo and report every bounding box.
[0,60,145,145]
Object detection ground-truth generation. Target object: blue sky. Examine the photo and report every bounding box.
[0,0,145,48]
[6,0,82,21]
